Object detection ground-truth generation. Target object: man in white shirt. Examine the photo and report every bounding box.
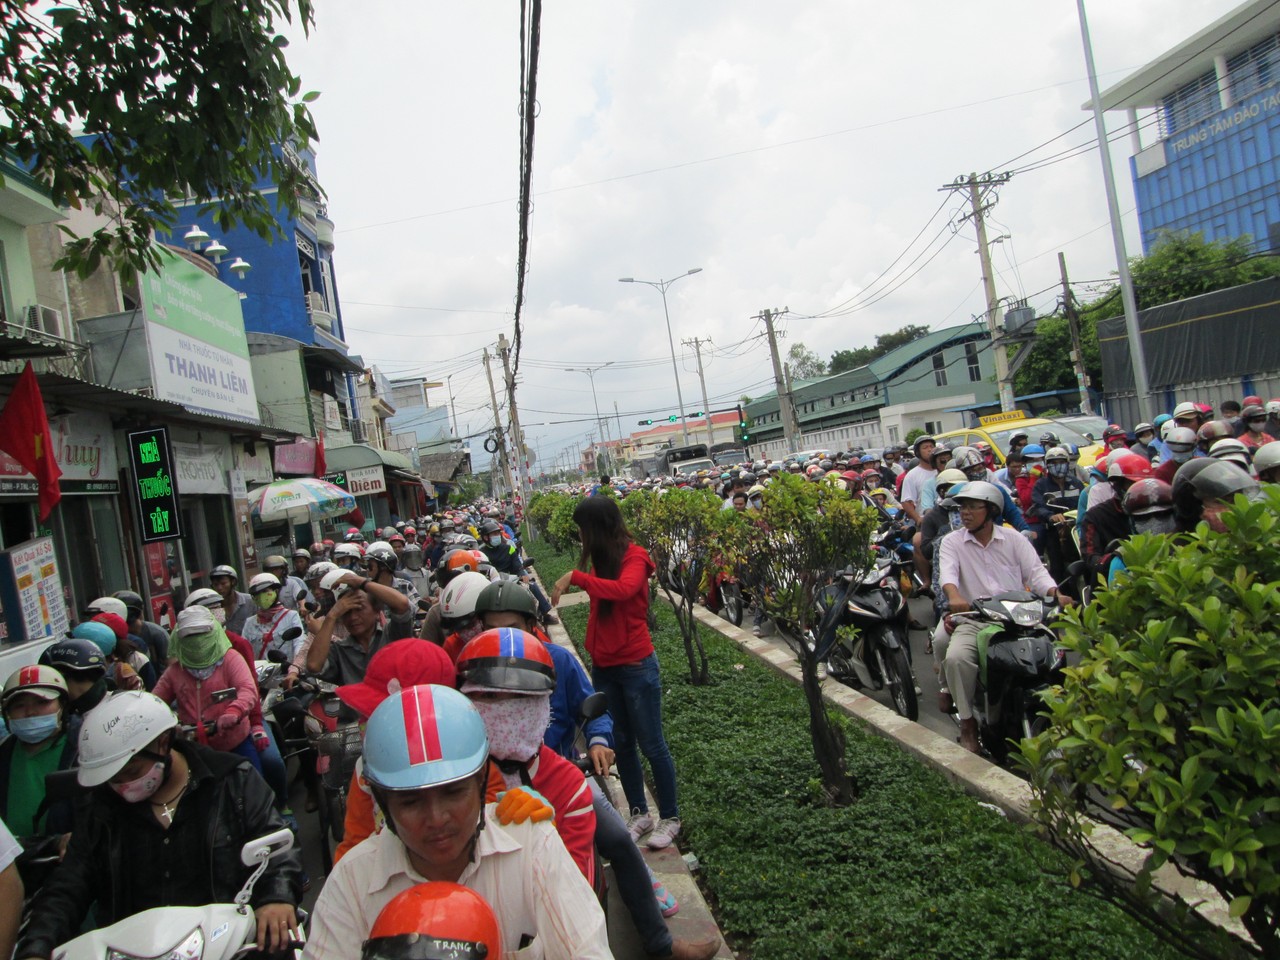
[933,481,1070,753]
[899,435,938,523]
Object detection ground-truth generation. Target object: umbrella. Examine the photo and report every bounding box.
[248,477,356,524]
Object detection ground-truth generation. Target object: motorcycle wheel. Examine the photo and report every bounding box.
[876,640,918,721]
[722,582,744,626]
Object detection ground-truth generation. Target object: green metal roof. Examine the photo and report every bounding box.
[868,321,987,381]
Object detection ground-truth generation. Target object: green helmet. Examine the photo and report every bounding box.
[474,579,538,620]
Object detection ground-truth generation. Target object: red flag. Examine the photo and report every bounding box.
[0,362,62,520]
[314,434,327,478]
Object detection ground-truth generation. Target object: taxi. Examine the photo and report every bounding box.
[936,410,1106,467]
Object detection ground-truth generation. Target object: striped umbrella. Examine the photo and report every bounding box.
[248,477,355,524]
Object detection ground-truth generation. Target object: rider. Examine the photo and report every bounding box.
[15,691,302,960]
[1238,403,1271,449]
[436,572,492,661]
[1029,446,1084,581]
[1153,427,1199,483]
[210,564,255,635]
[241,572,306,661]
[1081,452,1152,582]
[263,555,311,611]
[0,667,77,849]
[1255,442,1280,484]
[306,572,409,686]
[38,638,109,741]
[303,684,613,960]
[899,435,937,523]
[363,541,419,641]
[477,520,558,626]
[933,481,1067,754]
[113,590,169,667]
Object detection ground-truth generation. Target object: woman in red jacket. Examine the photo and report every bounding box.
[550,495,682,852]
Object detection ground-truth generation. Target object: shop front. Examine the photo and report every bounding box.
[322,444,420,537]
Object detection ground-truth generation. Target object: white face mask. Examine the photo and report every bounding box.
[472,695,550,763]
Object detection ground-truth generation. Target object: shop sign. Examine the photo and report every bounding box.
[323,395,342,431]
[0,536,70,644]
[978,410,1028,427]
[322,472,347,488]
[170,441,229,495]
[127,427,183,543]
[274,437,318,475]
[140,249,259,423]
[0,411,119,494]
[347,465,385,495]
[236,445,274,486]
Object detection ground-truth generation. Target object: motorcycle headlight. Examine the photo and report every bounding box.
[106,928,204,960]
[1010,601,1043,627]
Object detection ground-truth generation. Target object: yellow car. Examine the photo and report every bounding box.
[936,413,1106,468]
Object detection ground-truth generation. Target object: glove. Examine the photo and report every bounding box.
[494,786,555,825]
[252,730,270,753]
[216,712,241,732]
[1021,529,1037,541]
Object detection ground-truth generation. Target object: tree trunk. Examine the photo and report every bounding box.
[798,650,857,805]
[678,595,710,685]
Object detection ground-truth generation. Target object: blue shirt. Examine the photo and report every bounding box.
[545,643,613,757]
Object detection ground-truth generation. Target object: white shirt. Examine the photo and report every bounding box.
[937,523,1057,601]
[304,806,613,960]
[0,818,19,873]
[900,465,936,506]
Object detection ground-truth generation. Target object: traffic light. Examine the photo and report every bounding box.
[737,403,751,443]
[637,419,654,425]
[685,411,703,418]
[667,415,678,423]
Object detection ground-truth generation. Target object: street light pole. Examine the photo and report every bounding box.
[619,268,702,445]
[565,361,615,472]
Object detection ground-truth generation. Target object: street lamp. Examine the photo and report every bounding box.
[619,268,702,445]
[564,361,615,471]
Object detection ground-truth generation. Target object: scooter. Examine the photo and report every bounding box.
[53,829,303,960]
[813,549,919,720]
[948,590,1065,764]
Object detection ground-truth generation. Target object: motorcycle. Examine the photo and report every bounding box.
[813,548,919,720]
[53,829,303,960]
[948,590,1066,764]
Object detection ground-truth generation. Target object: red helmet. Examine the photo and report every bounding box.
[860,468,880,481]
[1243,395,1263,407]
[840,470,861,481]
[1122,478,1174,515]
[1106,451,1153,481]
[404,526,417,536]
[1197,420,1234,443]
[456,627,556,693]
[1102,424,1126,442]
[363,883,500,960]
[337,642,456,719]
[388,533,406,545]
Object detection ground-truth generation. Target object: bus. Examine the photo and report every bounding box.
[659,443,715,477]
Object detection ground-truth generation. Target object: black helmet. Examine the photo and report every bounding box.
[1171,459,1218,526]
[365,543,398,573]
[39,637,107,679]
[113,589,145,619]
[478,519,503,537]
[912,435,936,458]
[1188,460,1261,504]
[1039,431,1060,447]
[474,579,539,619]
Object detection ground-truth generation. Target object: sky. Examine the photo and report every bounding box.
[280,1,1242,475]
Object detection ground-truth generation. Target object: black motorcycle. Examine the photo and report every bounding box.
[813,549,919,720]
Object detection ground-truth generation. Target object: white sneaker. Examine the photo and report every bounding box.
[626,811,654,842]
[647,816,681,850]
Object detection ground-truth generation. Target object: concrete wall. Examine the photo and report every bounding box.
[249,350,311,435]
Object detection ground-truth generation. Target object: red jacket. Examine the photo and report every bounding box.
[571,543,656,668]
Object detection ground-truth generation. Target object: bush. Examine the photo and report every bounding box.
[526,491,559,541]
[547,493,582,552]
[1021,490,1280,959]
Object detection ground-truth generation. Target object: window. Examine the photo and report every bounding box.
[924,420,942,435]
[932,352,947,387]
[888,426,899,444]
[1160,70,1220,137]
[1228,32,1280,103]
[965,342,981,382]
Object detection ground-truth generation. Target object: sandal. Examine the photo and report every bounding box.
[653,880,679,918]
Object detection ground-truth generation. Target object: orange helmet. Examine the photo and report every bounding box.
[362,882,500,960]
[457,628,555,694]
[443,549,484,574]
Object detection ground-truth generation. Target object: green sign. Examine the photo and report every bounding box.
[127,427,182,543]
[323,472,347,488]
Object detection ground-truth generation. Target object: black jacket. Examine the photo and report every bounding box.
[16,741,302,959]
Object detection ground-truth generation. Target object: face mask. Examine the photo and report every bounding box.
[749,496,763,508]
[1249,420,1266,433]
[488,535,503,547]
[254,590,278,610]
[457,619,486,644]
[110,759,167,803]
[472,695,550,762]
[187,664,217,681]
[1048,462,1070,478]
[8,712,60,744]
[207,604,227,625]
[1169,448,1193,464]
[1138,433,1154,445]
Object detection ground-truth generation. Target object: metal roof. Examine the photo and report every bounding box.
[324,443,414,474]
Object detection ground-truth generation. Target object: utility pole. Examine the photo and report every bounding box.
[496,334,532,524]
[1058,253,1096,416]
[446,374,461,441]
[758,307,799,450]
[941,171,1015,412]
[482,348,516,501]
[682,336,716,448]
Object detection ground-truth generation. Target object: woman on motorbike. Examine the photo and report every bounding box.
[240,573,305,662]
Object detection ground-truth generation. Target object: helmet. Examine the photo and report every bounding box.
[882,446,897,458]
[1009,430,1029,444]
[262,555,288,573]
[1189,460,1260,503]
[1038,432,1061,447]
[439,572,490,622]
[457,628,556,693]
[2,664,68,710]
[184,588,222,608]
[911,435,936,458]
[333,543,363,564]
[1172,459,1219,524]
[77,691,178,787]
[1133,422,1154,438]
[1166,427,1198,453]
[1045,446,1069,463]
[950,446,984,471]
[112,590,145,619]
[1268,400,1280,415]
[440,519,456,532]
[337,642,456,719]
[344,527,365,543]
[91,613,127,642]
[71,620,118,657]
[1253,442,1280,477]
[1209,438,1252,467]
[839,470,861,482]
[442,549,483,574]
[1172,401,1200,420]
[818,459,833,471]
[953,480,1004,511]
[210,564,238,583]
[304,561,337,584]
[478,519,502,537]
[382,526,398,540]
[741,472,757,484]
[1197,420,1233,445]
[40,637,107,678]
[362,684,488,792]
[363,883,501,960]
[860,468,880,481]
[474,580,538,620]
[1021,444,1046,460]
[366,543,398,573]
[1122,478,1174,516]
[387,533,406,545]
[930,444,953,465]
[319,569,352,594]
[85,596,128,620]
[247,572,281,594]
[293,548,311,560]
[747,484,766,496]
[1107,452,1153,481]
[404,526,417,536]
[1242,403,1266,420]
[935,468,968,492]
[1101,424,1125,441]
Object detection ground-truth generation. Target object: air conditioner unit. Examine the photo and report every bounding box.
[351,418,369,443]
[305,291,326,314]
[22,304,64,339]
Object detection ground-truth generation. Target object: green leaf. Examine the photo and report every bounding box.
[1228,895,1251,918]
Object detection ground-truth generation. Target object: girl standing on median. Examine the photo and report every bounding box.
[550,495,682,851]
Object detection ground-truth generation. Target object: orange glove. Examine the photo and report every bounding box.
[494,786,555,825]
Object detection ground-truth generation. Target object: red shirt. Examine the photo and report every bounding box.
[500,746,596,884]
[570,543,656,668]
[227,630,265,729]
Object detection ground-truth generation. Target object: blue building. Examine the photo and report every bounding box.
[1099,1,1280,253]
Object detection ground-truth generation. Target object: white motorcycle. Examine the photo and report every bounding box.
[53,829,302,960]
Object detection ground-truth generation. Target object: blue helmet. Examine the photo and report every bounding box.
[71,620,117,657]
[859,454,878,464]
[363,684,488,792]
[1021,444,1046,459]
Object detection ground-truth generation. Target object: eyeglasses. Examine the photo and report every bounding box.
[957,502,986,513]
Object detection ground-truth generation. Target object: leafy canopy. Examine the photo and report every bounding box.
[0,1,320,278]
[829,323,932,375]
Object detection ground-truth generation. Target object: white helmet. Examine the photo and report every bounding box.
[1267,400,1280,416]
[953,480,1004,510]
[319,568,352,593]
[1160,419,1177,441]
[247,572,281,594]
[184,588,222,608]
[1253,441,1280,476]
[1172,401,1200,420]
[1165,427,1198,453]
[332,543,363,562]
[439,571,489,621]
[77,691,178,787]
[1209,438,1253,468]
[304,560,337,583]
[86,596,129,620]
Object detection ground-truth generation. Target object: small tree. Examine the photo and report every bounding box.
[630,488,717,685]
[787,342,827,380]
[726,473,878,804]
[1020,489,1280,959]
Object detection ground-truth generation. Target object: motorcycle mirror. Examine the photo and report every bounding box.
[323,698,342,718]
[280,626,303,642]
[266,649,288,664]
[579,691,609,722]
[239,828,294,867]
[417,598,431,611]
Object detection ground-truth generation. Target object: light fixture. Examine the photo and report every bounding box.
[228,257,251,278]
[203,240,228,263]
[183,226,210,250]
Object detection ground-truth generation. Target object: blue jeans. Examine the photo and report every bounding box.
[592,654,679,820]
[590,782,671,954]
[230,735,264,775]
[528,579,553,616]
[257,725,289,810]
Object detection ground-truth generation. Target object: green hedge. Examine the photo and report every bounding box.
[557,588,1184,960]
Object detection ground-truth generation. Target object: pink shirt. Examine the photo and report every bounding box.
[937,524,1056,601]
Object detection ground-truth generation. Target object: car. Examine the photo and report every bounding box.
[936,413,1105,467]
[1054,415,1108,443]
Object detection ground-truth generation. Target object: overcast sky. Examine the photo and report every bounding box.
[282,1,1239,474]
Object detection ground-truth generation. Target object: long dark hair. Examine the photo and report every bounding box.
[572,495,632,587]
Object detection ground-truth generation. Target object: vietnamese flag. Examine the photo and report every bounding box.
[314,434,327,478]
[0,362,62,520]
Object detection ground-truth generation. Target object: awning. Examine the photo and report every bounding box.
[325,443,414,474]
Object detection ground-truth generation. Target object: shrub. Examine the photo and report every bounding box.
[547,493,582,552]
